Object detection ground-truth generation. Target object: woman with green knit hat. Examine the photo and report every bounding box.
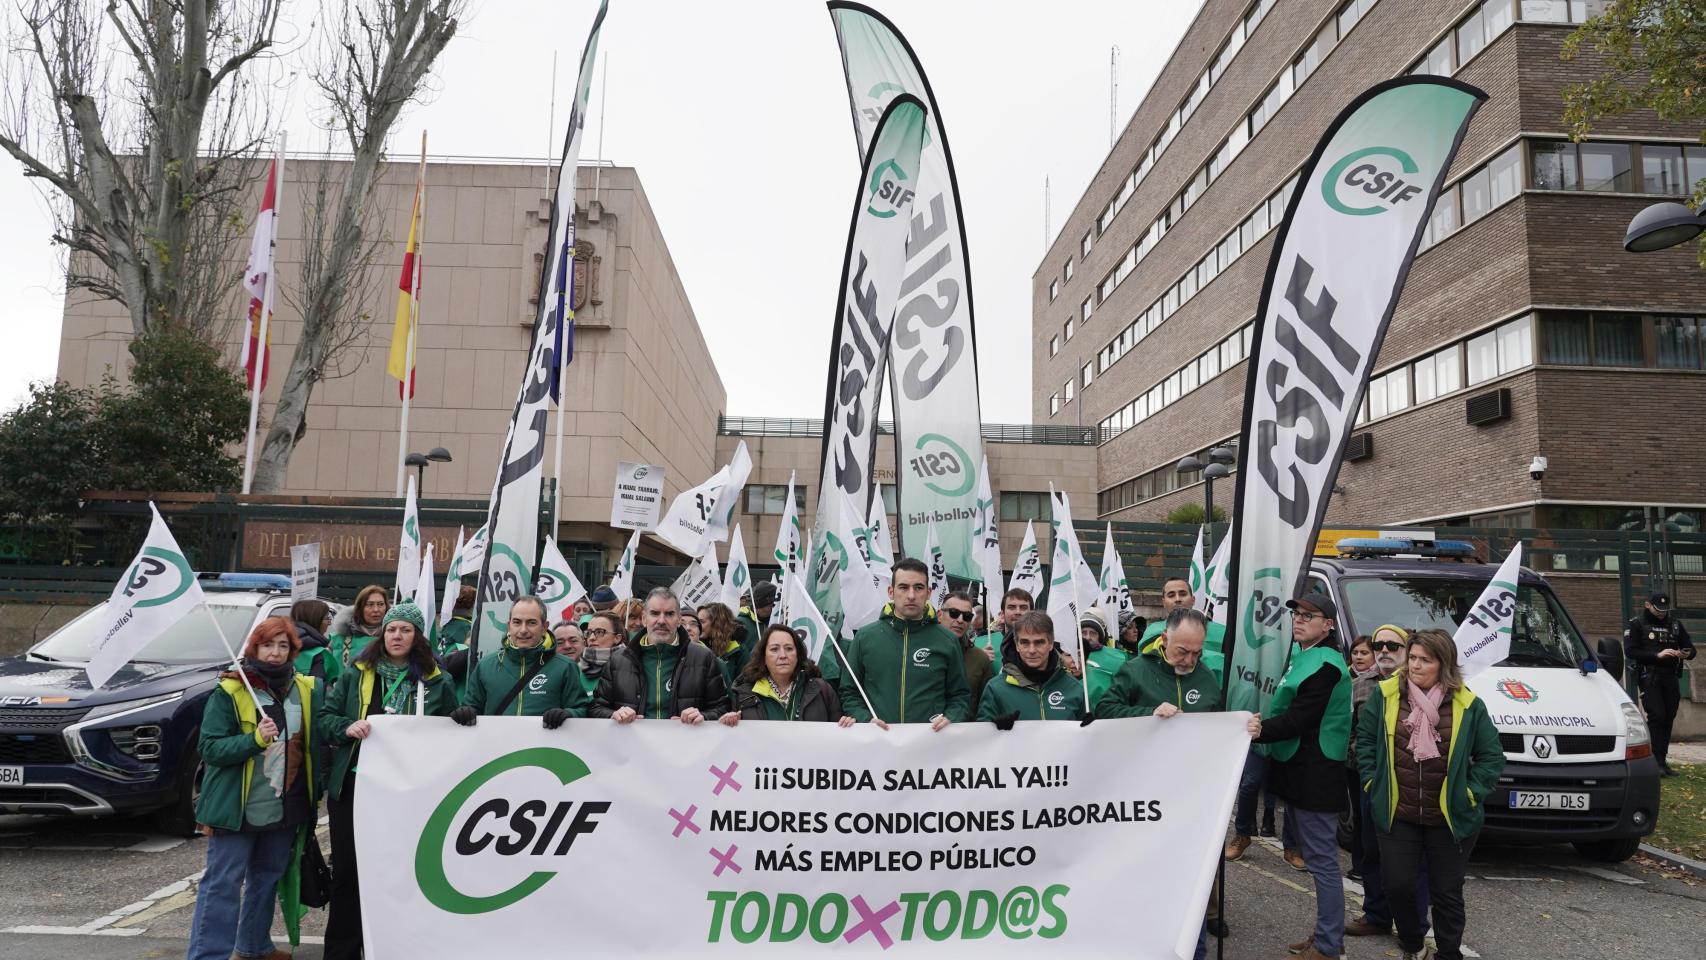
[319,600,455,960]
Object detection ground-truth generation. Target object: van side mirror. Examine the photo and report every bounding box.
[1595,636,1624,684]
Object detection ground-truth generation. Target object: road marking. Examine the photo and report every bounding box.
[123,837,186,853]
[1561,865,1644,885]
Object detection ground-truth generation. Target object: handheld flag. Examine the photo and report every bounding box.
[773,470,803,575]
[784,572,832,664]
[611,528,640,601]
[439,526,466,629]
[412,542,437,643]
[837,490,885,637]
[1098,523,1130,619]
[926,520,949,611]
[1205,532,1232,626]
[1008,521,1044,599]
[536,536,590,624]
[972,455,1003,598]
[656,442,751,556]
[706,441,752,545]
[671,540,722,611]
[1456,544,1523,678]
[721,525,751,610]
[396,475,421,599]
[1045,486,1086,659]
[86,505,211,689]
[863,495,893,594]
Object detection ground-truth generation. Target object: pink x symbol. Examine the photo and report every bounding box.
[668,804,700,838]
[709,761,742,795]
[844,895,900,949]
[709,844,741,877]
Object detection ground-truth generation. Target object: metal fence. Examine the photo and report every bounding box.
[717,416,1102,446]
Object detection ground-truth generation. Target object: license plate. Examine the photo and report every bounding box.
[0,766,22,787]
[1508,790,1589,810]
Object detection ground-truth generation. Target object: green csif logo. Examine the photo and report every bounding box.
[866,157,915,218]
[123,547,193,608]
[415,748,608,914]
[907,433,975,498]
[1322,146,1423,216]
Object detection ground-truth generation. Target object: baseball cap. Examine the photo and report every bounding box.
[753,581,779,607]
[1286,593,1338,621]
[1649,591,1671,611]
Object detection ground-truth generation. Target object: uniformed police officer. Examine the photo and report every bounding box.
[1624,590,1696,776]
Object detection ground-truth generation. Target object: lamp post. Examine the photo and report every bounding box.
[1176,445,1236,551]
[1624,201,1705,253]
[407,446,454,496]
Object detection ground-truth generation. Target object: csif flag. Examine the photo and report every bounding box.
[610,528,641,601]
[240,158,279,391]
[470,0,606,655]
[829,3,986,582]
[783,572,833,665]
[86,504,210,689]
[1098,523,1130,620]
[388,178,425,400]
[772,470,803,575]
[396,475,421,599]
[535,536,590,624]
[671,540,722,611]
[438,526,466,629]
[1455,544,1523,678]
[925,519,949,611]
[807,93,928,622]
[971,454,1003,599]
[863,494,893,594]
[1007,521,1043,600]
[412,542,437,644]
[720,525,752,610]
[656,442,751,557]
[1223,77,1484,713]
[1044,487,1086,663]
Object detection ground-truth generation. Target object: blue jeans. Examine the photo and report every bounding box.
[1290,807,1345,957]
[1234,747,1270,836]
[186,827,294,960]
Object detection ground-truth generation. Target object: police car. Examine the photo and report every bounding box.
[1313,537,1660,863]
[0,574,337,834]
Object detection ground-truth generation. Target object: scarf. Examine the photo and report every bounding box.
[243,658,296,700]
[375,660,415,715]
[1403,680,1446,762]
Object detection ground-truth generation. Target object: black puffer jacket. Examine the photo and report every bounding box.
[591,628,731,719]
[732,676,842,722]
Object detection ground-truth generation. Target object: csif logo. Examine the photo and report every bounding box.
[912,647,931,666]
[122,547,194,608]
[533,568,570,605]
[632,465,649,480]
[1047,690,1065,709]
[415,748,609,915]
[865,157,915,219]
[481,544,533,635]
[1322,146,1424,216]
[907,433,974,498]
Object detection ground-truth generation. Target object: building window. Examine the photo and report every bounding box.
[1081,297,1093,323]
[1655,316,1702,369]
[1460,164,1492,223]
[1000,491,1048,522]
[1499,313,1534,372]
[1064,378,1074,403]
[1641,144,1687,195]
[1594,313,1644,366]
[1049,335,1059,357]
[1063,258,1074,282]
[1049,393,1060,416]
[1080,231,1093,259]
[1531,140,1580,190]
[1488,144,1521,206]
[879,483,898,514]
[1540,312,1591,364]
[745,484,806,515]
[1048,279,1058,301]
[1082,362,1094,388]
[1466,329,1500,385]
[1580,142,1634,192]
[1065,318,1075,341]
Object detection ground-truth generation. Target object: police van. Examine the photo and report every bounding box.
[1310,537,1660,862]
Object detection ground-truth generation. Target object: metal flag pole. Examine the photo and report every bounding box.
[241,132,285,494]
[202,603,261,704]
[394,132,429,496]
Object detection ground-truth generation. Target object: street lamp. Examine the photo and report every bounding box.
[1624,201,1706,253]
[407,447,454,495]
[1177,446,1236,550]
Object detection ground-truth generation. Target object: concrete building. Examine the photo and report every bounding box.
[1034,0,1706,537]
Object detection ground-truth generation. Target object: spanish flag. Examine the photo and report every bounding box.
[388,182,424,400]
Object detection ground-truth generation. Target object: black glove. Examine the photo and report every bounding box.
[541,708,570,730]
[450,705,478,727]
[1077,710,1095,728]
[993,711,1020,731]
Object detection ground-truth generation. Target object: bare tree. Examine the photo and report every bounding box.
[250,0,459,491]
[0,0,282,342]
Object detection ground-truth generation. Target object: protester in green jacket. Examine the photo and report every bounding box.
[327,583,388,668]
[1079,613,1128,708]
[736,580,778,664]
[187,616,320,960]
[1140,576,1226,677]
[972,587,1036,668]
[319,601,456,960]
[699,603,748,685]
[939,590,994,716]
[839,559,970,728]
[290,598,341,689]
[1356,628,1503,960]
[980,611,1086,724]
[450,596,589,728]
[1099,608,1225,719]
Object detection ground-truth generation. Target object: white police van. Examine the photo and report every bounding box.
[1312,537,1660,862]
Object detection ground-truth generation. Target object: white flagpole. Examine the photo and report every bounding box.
[549,223,571,529]
[824,626,880,724]
[241,132,284,495]
[395,132,429,497]
[201,603,261,704]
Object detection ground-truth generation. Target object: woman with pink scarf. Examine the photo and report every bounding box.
[1355,628,1504,960]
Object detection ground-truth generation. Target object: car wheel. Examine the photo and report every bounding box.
[153,741,204,838]
[1573,837,1641,863]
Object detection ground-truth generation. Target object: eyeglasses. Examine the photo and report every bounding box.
[585,628,614,638]
[944,609,974,621]
[1292,611,1326,623]
[1370,641,1404,652]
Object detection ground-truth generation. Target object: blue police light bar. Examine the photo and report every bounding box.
[203,572,293,591]
[1336,538,1479,559]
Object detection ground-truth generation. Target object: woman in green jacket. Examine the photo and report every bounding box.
[1356,628,1504,960]
[186,616,320,960]
[719,625,852,725]
[326,583,387,668]
[320,601,456,960]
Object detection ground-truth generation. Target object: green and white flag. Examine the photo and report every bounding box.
[720,524,751,611]
[829,4,986,582]
[459,524,488,578]
[1045,488,1085,661]
[412,542,437,643]
[671,540,722,612]
[838,490,886,637]
[1008,521,1043,600]
[1455,543,1523,678]
[438,526,465,629]
[772,470,803,575]
[1098,523,1129,618]
[397,474,421,599]
[535,536,589,624]
[658,442,751,557]
[1188,525,1209,597]
[611,529,641,601]
[86,504,210,689]
[784,571,833,664]
[925,519,949,611]
[808,93,927,622]
[1204,531,1232,626]
[863,494,893,594]
[1225,77,1483,713]
[971,454,1003,600]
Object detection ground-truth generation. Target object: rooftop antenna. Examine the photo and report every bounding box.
[1110,45,1121,147]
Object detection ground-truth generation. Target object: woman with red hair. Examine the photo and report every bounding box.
[186,616,323,960]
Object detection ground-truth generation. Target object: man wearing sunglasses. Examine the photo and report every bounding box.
[938,590,993,718]
[1345,625,1426,941]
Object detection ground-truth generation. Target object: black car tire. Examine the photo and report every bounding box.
[153,741,204,838]
[1573,837,1641,863]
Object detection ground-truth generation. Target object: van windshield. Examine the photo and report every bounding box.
[31,600,260,665]
[1338,577,1589,669]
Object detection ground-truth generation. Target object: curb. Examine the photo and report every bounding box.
[1638,843,1706,881]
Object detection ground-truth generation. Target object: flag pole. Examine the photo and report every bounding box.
[823,624,880,724]
[241,132,284,495]
[201,602,261,704]
[395,131,429,497]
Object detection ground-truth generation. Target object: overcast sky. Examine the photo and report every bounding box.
[0,0,1201,421]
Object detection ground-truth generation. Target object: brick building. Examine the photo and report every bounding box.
[1035,0,1706,536]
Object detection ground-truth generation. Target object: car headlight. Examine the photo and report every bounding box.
[79,692,183,722]
[1621,701,1650,747]
[65,693,184,778]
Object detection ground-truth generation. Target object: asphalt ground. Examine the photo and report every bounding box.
[1,802,1703,959]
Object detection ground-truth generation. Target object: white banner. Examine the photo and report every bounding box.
[354,713,1248,959]
[773,470,804,575]
[1455,544,1522,678]
[721,525,752,611]
[1226,78,1483,713]
[87,504,210,689]
[611,529,641,602]
[830,4,986,582]
[290,542,320,604]
[611,460,667,531]
[1007,522,1042,600]
[397,474,421,599]
[535,536,590,624]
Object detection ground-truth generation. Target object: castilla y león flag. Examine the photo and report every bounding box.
[239,159,279,390]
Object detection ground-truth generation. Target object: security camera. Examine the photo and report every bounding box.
[1528,456,1547,482]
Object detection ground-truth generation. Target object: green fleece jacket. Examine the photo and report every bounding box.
[1357,676,1505,841]
[1084,645,1127,707]
[321,661,457,800]
[977,653,1082,722]
[1097,643,1223,718]
[839,606,971,723]
[194,674,321,832]
[461,639,590,717]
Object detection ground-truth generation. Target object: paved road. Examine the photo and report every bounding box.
[1,808,1702,959]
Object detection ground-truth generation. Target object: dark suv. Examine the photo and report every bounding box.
[0,574,338,835]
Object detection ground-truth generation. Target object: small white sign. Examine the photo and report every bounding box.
[290,542,321,603]
[610,461,666,531]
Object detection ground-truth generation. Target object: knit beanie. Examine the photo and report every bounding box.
[383,600,427,636]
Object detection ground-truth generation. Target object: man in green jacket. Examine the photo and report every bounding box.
[979,611,1085,723]
[1079,613,1127,708]
[840,558,970,729]
[737,581,778,664]
[972,587,1034,667]
[1098,608,1228,719]
[449,596,589,729]
[1140,575,1225,678]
